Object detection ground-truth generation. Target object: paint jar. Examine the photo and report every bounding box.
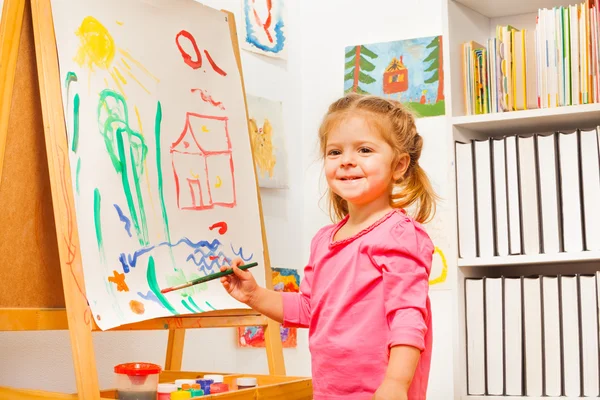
[174,379,196,389]
[169,391,191,400]
[195,379,213,394]
[114,362,161,400]
[236,377,257,389]
[210,383,229,393]
[189,384,204,397]
[157,383,177,400]
[203,374,224,383]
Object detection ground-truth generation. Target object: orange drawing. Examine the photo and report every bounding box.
[249,118,276,178]
[129,300,145,315]
[108,270,129,292]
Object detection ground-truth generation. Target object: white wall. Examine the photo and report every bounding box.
[0,0,456,397]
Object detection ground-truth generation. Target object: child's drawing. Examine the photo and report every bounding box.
[238,267,299,347]
[247,95,288,188]
[241,0,287,59]
[171,113,236,210]
[51,0,266,330]
[344,35,445,118]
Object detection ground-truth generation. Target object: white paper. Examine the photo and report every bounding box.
[247,95,288,188]
[51,0,266,329]
[240,0,287,59]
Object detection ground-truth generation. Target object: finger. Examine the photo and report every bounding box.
[220,265,231,272]
[231,257,243,267]
[232,264,252,280]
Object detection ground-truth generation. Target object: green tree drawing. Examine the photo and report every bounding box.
[98,89,149,246]
[344,45,378,94]
[423,36,445,103]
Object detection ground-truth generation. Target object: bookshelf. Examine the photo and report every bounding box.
[453,103,600,137]
[444,0,600,398]
[458,250,600,267]
[452,0,574,18]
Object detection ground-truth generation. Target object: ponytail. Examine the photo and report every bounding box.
[391,163,437,224]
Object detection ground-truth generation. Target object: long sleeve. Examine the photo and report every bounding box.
[281,262,312,328]
[281,227,325,328]
[372,217,434,352]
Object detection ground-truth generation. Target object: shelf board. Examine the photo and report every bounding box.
[463,396,585,400]
[458,251,600,267]
[452,103,600,136]
[452,0,577,18]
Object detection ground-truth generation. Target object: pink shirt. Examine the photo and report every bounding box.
[282,209,434,399]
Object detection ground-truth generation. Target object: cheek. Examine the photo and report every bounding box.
[362,158,391,179]
[323,160,337,179]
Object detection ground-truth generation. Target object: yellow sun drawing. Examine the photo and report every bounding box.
[74,16,159,98]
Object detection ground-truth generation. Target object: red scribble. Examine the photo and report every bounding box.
[170,113,237,211]
[209,221,228,235]
[57,145,90,325]
[175,30,202,69]
[108,270,129,292]
[209,256,218,261]
[166,317,184,329]
[175,30,227,75]
[190,88,225,110]
[252,0,274,43]
[203,50,227,76]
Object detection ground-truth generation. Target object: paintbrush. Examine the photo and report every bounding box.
[160,262,259,294]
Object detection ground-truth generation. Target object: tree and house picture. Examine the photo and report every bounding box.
[344,35,445,118]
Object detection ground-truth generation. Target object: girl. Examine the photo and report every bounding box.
[221,94,437,400]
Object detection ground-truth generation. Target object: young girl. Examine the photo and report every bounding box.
[221,94,437,400]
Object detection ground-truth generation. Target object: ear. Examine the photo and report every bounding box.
[393,153,410,181]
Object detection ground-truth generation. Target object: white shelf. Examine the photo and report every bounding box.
[458,251,600,267]
[453,0,578,18]
[452,103,600,136]
[463,396,590,400]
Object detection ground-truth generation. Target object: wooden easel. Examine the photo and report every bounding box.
[0,1,310,398]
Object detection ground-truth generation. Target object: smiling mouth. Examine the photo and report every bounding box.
[339,177,363,181]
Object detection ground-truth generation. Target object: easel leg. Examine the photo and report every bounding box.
[165,329,186,371]
[264,319,286,375]
[30,0,101,397]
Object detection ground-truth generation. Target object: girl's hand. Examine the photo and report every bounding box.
[372,378,408,400]
[220,258,259,305]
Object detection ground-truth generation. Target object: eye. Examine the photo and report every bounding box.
[358,147,373,154]
[327,149,341,156]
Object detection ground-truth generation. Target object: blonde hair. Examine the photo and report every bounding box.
[318,93,438,224]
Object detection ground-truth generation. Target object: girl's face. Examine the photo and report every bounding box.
[324,115,404,208]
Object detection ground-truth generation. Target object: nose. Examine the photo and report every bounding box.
[340,152,356,167]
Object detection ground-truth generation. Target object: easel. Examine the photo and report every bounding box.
[0,0,311,398]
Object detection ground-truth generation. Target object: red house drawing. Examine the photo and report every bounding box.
[171,113,236,210]
[383,56,409,94]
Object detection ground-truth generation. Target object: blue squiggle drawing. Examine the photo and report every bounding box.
[231,244,253,262]
[114,204,132,237]
[119,238,221,273]
[186,251,231,275]
[137,290,165,309]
